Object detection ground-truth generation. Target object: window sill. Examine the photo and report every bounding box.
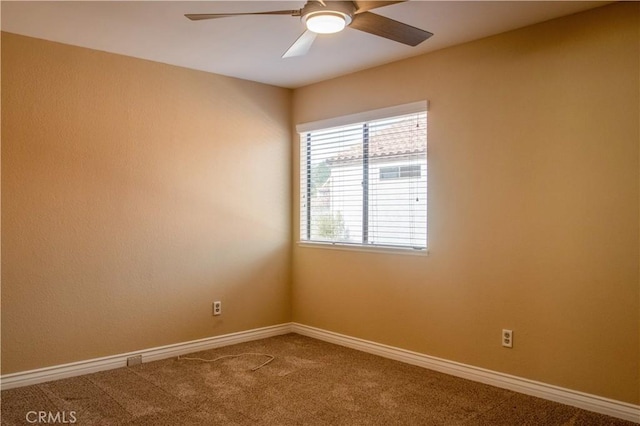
[297,241,429,256]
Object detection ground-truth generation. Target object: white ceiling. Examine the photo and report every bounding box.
[1,1,610,88]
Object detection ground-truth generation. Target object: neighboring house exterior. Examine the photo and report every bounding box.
[308,116,427,248]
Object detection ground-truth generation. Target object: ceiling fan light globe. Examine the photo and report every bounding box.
[305,12,348,34]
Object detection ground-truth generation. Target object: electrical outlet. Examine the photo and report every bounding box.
[213,301,222,316]
[502,329,513,348]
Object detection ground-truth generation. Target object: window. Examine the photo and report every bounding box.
[380,165,422,180]
[298,102,427,251]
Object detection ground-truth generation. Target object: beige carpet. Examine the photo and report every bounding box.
[1,334,634,425]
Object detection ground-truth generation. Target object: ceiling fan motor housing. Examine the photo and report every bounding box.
[302,1,356,31]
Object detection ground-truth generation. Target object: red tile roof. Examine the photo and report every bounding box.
[328,118,426,164]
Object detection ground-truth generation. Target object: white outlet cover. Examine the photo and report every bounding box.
[502,329,513,348]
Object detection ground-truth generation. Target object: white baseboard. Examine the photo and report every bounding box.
[291,323,640,424]
[2,322,638,423]
[0,323,293,391]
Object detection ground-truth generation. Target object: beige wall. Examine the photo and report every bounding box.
[1,32,292,373]
[292,3,639,404]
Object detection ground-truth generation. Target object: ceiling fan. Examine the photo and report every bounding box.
[185,1,433,58]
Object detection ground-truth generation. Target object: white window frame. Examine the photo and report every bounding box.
[297,101,429,255]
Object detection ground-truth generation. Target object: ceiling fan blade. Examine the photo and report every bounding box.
[283,30,318,58]
[185,10,298,21]
[350,11,432,46]
[352,1,405,14]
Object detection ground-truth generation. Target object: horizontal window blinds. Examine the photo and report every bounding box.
[300,107,427,250]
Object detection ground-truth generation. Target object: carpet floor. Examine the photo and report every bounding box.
[1,333,634,425]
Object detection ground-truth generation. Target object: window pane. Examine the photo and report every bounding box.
[300,109,427,250]
[368,114,426,248]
